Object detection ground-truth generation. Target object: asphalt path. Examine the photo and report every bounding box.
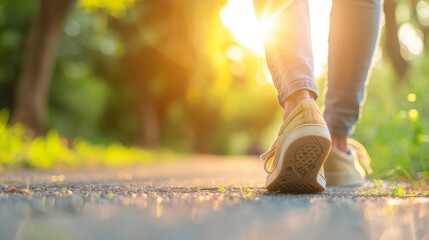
[1,156,428,240]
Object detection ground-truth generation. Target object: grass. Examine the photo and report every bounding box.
[312,57,429,182]
[358,179,429,197]
[349,58,429,181]
[0,109,174,170]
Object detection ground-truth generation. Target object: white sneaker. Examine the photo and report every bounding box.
[261,101,332,193]
[324,139,373,186]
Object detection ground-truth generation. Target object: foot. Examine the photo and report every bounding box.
[331,134,349,154]
[283,90,315,119]
[261,100,332,193]
[324,139,373,186]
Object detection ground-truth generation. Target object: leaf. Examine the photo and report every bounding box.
[4,187,32,194]
[391,187,404,197]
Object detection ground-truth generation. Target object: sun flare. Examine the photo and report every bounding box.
[220,0,331,77]
[219,0,268,56]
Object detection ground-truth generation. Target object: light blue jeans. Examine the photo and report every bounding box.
[254,0,381,136]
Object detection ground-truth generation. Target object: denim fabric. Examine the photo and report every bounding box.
[254,0,381,136]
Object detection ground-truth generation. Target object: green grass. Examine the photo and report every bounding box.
[353,58,429,180]
[313,57,429,181]
[358,179,429,197]
[0,109,174,170]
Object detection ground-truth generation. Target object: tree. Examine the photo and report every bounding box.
[12,0,73,135]
[383,0,409,80]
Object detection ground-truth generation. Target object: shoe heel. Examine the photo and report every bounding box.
[266,124,331,193]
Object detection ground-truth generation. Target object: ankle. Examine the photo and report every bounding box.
[331,134,349,154]
[283,90,315,119]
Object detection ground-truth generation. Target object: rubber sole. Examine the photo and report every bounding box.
[266,125,331,194]
[325,172,365,186]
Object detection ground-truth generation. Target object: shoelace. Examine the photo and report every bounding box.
[348,139,373,175]
[260,138,278,173]
[260,100,317,174]
[261,137,373,175]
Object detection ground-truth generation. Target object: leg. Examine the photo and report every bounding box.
[325,0,381,146]
[255,0,331,193]
[254,0,317,116]
[323,0,381,185]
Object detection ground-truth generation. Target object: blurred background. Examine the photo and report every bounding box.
[0,0,428,179]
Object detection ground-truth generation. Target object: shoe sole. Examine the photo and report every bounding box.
[266,124,331,194]
[325,173,365,186]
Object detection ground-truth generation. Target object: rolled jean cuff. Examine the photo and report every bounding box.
[325,120,355,137]
[276,80,319,107]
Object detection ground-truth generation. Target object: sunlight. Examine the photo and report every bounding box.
[398,23,424,59]
[417,0,429,26]
[219,0,268,56]
[309,0,331,77]
[220,0,331,78]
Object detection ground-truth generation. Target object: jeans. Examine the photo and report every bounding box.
[254,0,381,136]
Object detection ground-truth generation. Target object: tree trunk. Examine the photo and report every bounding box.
[139,97,161,147]
[383,0,409,81]
[12,0,72,135]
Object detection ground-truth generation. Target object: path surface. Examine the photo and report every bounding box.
[0,155,428,240]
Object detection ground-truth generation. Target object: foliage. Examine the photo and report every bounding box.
[55,0,278,152]
[0,0,37,110]
[352,56,429,180]
[359,179,429,197]
[0,0,428,181]
[78,0,135,18]
[0,109,167,169]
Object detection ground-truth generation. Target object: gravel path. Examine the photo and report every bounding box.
[1,156,428,240]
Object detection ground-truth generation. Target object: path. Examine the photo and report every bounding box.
[0,155,428,240]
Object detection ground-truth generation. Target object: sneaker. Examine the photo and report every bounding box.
[261,100,332,193]
[324,139,373,186]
